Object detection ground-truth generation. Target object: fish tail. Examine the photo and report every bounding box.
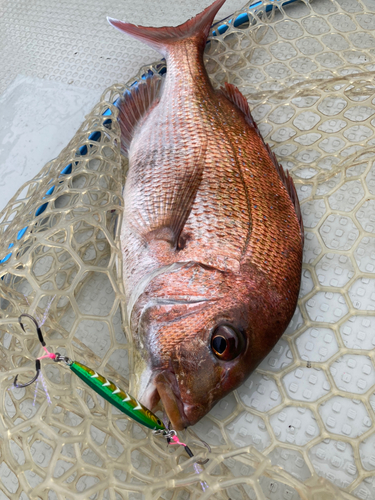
[107,0,226,55]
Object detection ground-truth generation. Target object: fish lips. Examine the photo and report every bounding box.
[140,370,202,431]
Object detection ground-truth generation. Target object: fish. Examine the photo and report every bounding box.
[108,0,303,431]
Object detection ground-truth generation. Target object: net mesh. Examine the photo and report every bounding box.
[1,0,375,498]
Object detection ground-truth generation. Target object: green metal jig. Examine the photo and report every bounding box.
[64,358,165,431]
[13,314,201,461]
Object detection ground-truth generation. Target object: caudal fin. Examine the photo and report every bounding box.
[107,0,226,55]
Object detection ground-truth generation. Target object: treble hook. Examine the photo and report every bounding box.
[13,314,45,389]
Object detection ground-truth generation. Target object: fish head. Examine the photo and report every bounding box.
[133,262,290,430]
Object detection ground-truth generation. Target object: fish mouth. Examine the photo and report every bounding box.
[139,370,191,431]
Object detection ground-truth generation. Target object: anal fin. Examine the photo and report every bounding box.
[220,82,304,243]
[117,74,164,155]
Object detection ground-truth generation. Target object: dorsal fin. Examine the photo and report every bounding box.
[220,82,304,243]
[117,74,164,155]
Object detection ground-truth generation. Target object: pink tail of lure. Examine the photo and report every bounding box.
[108,0,303,431]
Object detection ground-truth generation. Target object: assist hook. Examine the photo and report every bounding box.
[13,314,46,389]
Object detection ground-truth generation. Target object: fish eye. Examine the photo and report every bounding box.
[211,324,245,361]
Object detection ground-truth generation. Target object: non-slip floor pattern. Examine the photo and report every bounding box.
[0,0,244,95]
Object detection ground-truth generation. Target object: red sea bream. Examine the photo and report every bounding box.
[108,0,303,430]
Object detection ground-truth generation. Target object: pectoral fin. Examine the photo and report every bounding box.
[127,139,207,250]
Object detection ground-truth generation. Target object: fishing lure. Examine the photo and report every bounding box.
[13,313,199,459]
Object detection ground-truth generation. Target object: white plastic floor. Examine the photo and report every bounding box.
[0,0,244,210]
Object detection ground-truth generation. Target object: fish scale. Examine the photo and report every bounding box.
[108,0,303,430]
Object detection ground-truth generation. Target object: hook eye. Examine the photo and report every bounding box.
[13,359,41,388]
[18,314,45,346]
